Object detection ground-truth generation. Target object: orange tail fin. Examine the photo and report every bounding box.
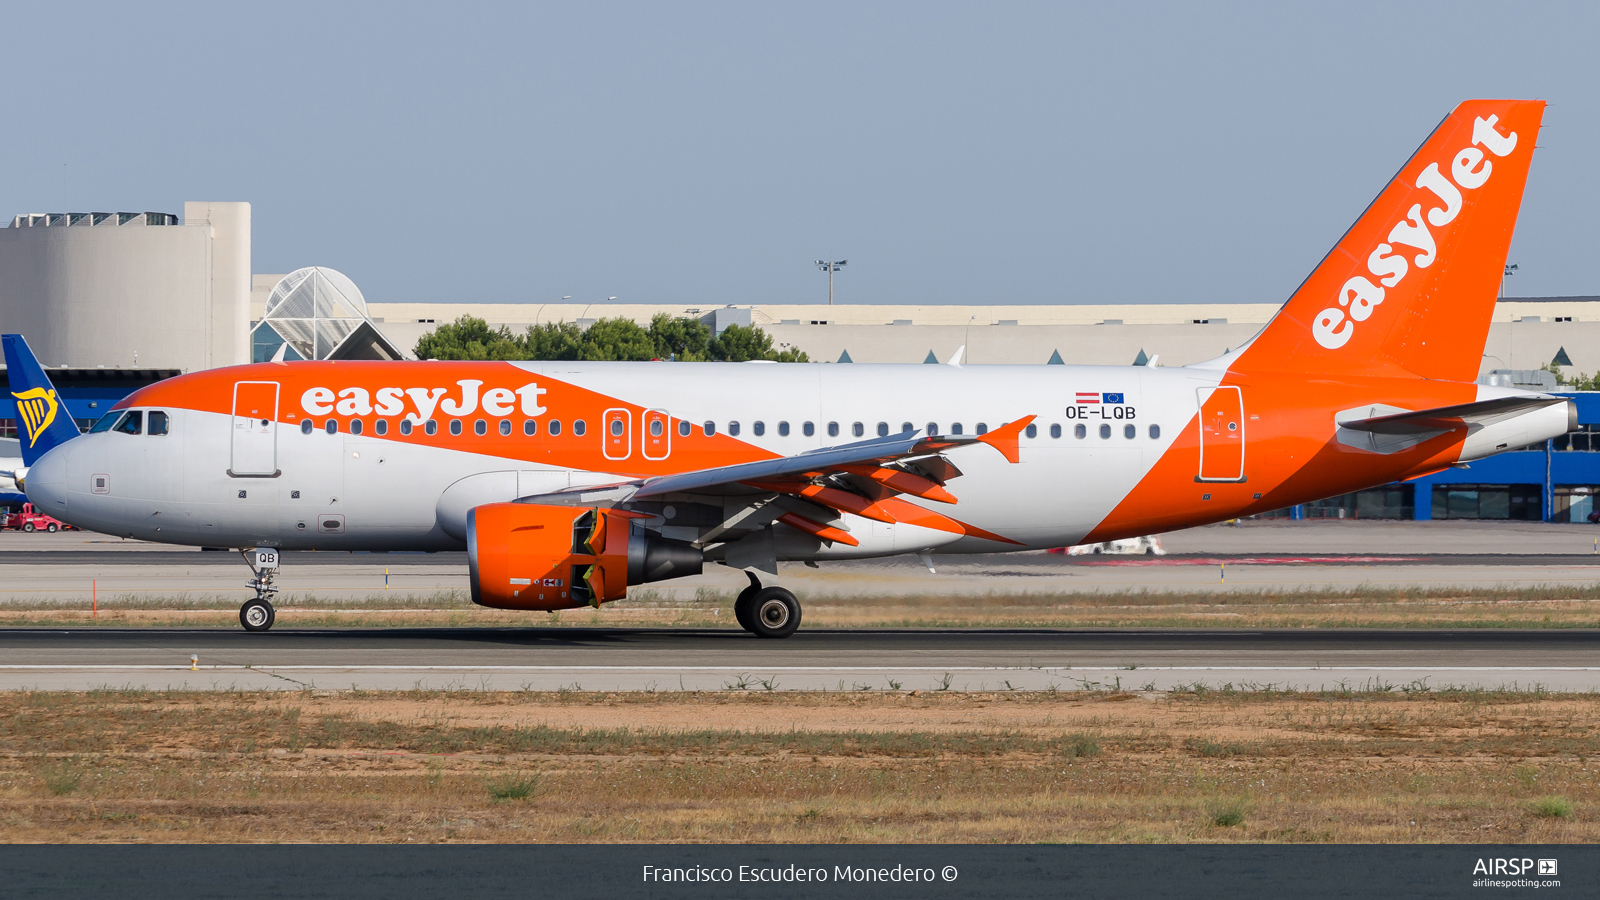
[1233,100,1544,382]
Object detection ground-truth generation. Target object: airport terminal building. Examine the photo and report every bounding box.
[5,201,1600,524]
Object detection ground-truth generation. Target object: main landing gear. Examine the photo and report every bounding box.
[239,547,280,632]
[733,571,801,639]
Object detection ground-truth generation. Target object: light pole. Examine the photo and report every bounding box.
[815,259,846,305]
[1501,263,1518,299]
[579,297,618,323]
[534,296,571,327]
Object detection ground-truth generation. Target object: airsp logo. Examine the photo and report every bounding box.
[1313,114,1521,350]
[1472,858,1554,876]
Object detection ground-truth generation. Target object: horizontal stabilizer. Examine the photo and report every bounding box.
[1337,395,1573,435]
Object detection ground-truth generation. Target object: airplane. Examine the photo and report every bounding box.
[0,456,24,507]
[9,99,1575,637]
[0,436,23,506]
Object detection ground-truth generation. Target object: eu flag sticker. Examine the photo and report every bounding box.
[1102,392,1125,404]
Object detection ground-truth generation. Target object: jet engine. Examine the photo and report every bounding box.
[467,502,702,610]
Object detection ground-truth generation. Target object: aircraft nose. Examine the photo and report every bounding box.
[24,442,70,514]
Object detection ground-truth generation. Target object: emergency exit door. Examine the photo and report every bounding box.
[231,381,280,476]
[1196,386,1245,482]
[642,410,671,460]
[602,408,632,461]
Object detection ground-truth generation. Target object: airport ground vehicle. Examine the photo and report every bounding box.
[6,100,1574,636]
[0,502,72,533]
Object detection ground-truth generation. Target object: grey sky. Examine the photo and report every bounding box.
[3,2,1597,307]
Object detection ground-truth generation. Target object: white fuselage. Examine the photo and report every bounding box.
[24,362,1215,553]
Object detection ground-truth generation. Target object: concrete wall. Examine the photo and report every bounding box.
[0,203,249,371]
[184,202,251,369]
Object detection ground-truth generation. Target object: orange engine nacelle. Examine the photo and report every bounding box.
[467,502,703,610]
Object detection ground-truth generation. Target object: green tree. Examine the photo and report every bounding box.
[412,313,808,363]
[577,317,657,361]
[414,316,530,360]
[709,323,808,362]
[521,321,584,360]
[647,313,713,361]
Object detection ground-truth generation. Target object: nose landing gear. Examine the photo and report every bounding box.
[732,571,801,639]
[239,547,280,632]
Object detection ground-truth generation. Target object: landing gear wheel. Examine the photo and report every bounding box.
[240,599,276,632]
[733,571,761,632]
[749,586,801,639]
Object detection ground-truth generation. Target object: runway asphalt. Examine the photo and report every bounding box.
[3,627,1595,692]
[7,520,1600,604]
[1,549,1599,567]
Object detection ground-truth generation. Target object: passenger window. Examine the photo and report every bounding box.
[449,420,462,436]
[549,420,562,436]
[524,419,537,436]
[424,419,438,436]
[610,419,624,436]
[114,411,143,435]
[703,421,715,436]
[1099,424,1111,439]
[778,421,790,436]
[375,419,388,436]
[1024,424,1037,439]
[753,421,765,436]
[729,421,741,436]
[300,419,313,435]
[900,422,913,434]
[1149,424,1160,439]
[877,422,888,437]
[499,419,511,435]
[573,420,587,436]
[1050,424,1061,439]
[1075,424,1086,439]
[852,422,864,437]
[976,423,989,435]
[803,422,815,437]
[476,419,488,436]
[926,422,938,435]
[650,420,664,437]
[677,420,690,437]
[350,419,363,435]
[325,419,338,434]
[827,422,839,437]
[1124,424,1136,439]
[399,419,413,436]
[950,423,963,436]
[147,411,169,436]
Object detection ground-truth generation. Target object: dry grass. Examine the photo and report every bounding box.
[6,583,1600,629]
[0,688,1597,843]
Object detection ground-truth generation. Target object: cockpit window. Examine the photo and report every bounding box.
[147,411,169,436]
[113,410,143,435]
[89,412,121,433]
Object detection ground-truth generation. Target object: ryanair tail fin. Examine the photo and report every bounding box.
[3,335,81,466]
[1234,99,1545,382]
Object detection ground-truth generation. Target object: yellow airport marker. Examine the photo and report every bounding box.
[190,654,199,671]
[1220,562,1225,584]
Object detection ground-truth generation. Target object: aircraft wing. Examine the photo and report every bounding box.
[516,416,1035,547]
[1338,396,1568,435]
[631,417,1031,498]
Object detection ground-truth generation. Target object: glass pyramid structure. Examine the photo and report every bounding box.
[251,267,404,362]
